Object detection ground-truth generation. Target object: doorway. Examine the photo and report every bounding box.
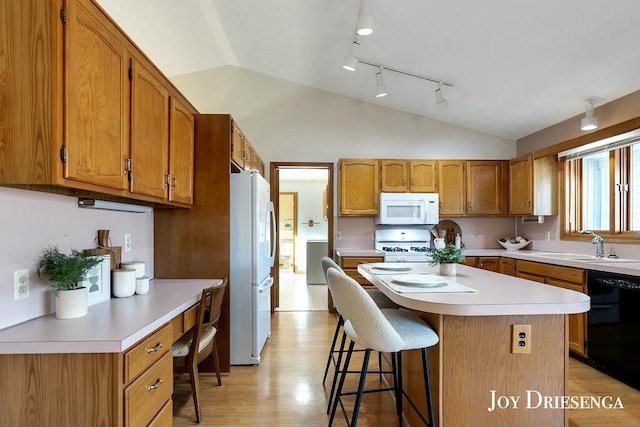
[270,163,334,312]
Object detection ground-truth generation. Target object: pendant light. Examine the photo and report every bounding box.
[375,67,387,97]
[581,97,598,131]
[343,36,359,71]
[435,83,449,111]
[356,0,373,36]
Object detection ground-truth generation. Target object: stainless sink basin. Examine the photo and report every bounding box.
[531,252,639,263]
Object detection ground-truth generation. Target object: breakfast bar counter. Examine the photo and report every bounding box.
[358,263,590,427]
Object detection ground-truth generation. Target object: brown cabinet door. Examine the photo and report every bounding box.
[380,160,408,192]
[130,60,169,199]
[339,159,379,215]
[464,256,478,268]
[509,154,533,215]
[545,278,587,356]
[168,97,195,205]
[499,258,515,276]
[410,160,438,192]
[231,122,245,169]
[478,257,499,272]
[438,160,465,215]
[64,0,130,190]
[466,160,507,215]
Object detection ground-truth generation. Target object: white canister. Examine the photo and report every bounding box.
[112,268,136,298]
[120,261,145,278]
[136,276,150,295]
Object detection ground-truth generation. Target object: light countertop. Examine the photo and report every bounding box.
[0,279,221,354]
[334,249,385,257]
[358,263,590,316]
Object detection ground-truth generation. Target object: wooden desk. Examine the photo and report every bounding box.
[0,279,221,426]
[358,263,590,427]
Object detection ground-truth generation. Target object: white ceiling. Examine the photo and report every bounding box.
[100,0,640,140]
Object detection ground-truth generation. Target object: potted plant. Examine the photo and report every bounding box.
[430,244,465,276]
[38,246,102,319]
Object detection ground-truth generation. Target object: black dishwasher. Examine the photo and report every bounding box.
[587,269,640,390]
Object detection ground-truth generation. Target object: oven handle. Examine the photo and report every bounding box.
[591,304,614,309]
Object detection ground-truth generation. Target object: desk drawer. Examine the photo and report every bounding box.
[124,323,172,383]
[125,351,173,427]
[148,399,173,426]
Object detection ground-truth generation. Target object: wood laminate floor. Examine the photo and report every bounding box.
[173,311,640,427]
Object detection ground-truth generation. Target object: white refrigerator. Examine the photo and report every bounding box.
[230,171,276,365]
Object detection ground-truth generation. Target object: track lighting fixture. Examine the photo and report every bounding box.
[581,97,599,131]
[343,36,359,71]
[375,67,387,98]
[435,83,449,111]
[356,0,373,36]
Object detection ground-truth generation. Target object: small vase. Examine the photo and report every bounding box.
[55,287,88,319]
[439,263,457,277]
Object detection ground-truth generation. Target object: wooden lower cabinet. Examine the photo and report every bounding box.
[515,260,587,356]
[0,323,175,426]
[499,257,515,276]
[338,255,385,286]
[465,256,499,272]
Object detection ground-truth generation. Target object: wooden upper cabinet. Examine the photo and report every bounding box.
[410,160,438,192]
[509,154,533,215]
[65,0,130,191]
[509,154,558,216]
[466,160,508,215]
[339,159,379,215]
[380,160,408,192]
[168,97,195,205]
[130,60,169,199]
[231,123,245,169]
[438,160,465,216]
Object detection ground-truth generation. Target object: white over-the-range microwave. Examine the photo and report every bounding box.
[375,192,439,225]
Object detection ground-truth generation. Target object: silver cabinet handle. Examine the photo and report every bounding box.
[146,342,163,353]
[146,378,164,391]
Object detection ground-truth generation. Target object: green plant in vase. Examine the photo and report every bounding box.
[430,244,464,276]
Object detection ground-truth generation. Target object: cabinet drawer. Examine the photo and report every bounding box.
[125,351,173,427]
[124,323,172,383]
[515,260,585,285]
[171,304,197,341]
[148,399,173,427]
[341,257,384,269]
[345,270,372,285]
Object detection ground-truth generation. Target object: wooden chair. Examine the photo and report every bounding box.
[172,279,227,423]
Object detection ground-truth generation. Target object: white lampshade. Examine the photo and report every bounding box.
[581,116,598,131]
[342,39,359,71]
[356,0,373,35]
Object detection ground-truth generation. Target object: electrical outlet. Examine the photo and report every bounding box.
[14,269,29,300]
[544,231,551,241]
[511,325,532,354]
[124,233,132,253]
[336,231,342,240]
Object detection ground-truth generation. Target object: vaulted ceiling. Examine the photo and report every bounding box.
[100,0,640,140]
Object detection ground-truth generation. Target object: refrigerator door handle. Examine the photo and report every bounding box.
[256,276,274,293]
[268,201,277,266]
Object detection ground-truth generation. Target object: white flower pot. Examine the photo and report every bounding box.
[55,287,88,319]
[439,263,457,277]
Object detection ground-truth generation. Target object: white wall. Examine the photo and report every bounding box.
[0,188,154,330]
[279,180,328,272]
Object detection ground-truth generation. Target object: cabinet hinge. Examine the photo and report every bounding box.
[60,146,67,163]
[60,6,67,24]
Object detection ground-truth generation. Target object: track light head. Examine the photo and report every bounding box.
[375,68,387,98]
[435,84,449,111]
[581,97,599,131]
[356,0,373,35]
[342,37,359,71]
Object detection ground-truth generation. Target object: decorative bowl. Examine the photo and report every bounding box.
[497,239,531,251]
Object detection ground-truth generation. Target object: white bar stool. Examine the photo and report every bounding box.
[326,267,439,427]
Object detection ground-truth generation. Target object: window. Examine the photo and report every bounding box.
[562,137,640,240]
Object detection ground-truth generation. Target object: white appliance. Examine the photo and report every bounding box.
[230,171,276,365]
[374,229,432,262]
[376,192,439,225]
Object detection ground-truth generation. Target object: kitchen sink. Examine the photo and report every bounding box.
[531,252,639,263]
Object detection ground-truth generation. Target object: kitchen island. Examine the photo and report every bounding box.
[358,263,590,427]
[0,279,220,426]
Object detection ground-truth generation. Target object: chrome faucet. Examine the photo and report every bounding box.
[580,230,605,258]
